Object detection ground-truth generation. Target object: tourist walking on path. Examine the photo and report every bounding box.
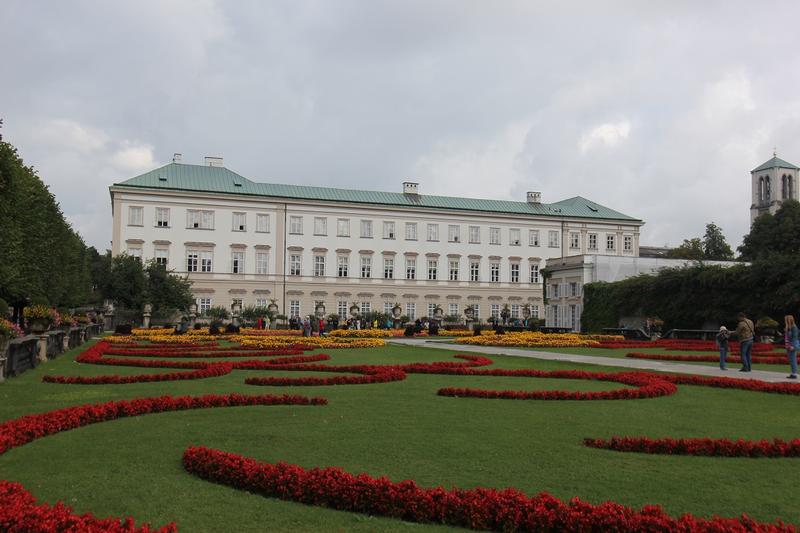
[736,312,755,372]
[784,315,798,379]
[716,326,730,370]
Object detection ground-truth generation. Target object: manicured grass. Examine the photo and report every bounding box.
[1,339,800,531]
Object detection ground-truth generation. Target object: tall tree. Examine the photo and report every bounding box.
[739,200,800,260]
[702,222,734,260]
[666,238,704,260]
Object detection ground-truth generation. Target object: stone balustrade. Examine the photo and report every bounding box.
[1,324,102,380]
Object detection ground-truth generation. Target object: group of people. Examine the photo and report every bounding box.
[716,312,798,379]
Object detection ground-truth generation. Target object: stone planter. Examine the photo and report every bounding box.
[29,318,50,335]
[0,336,9,381]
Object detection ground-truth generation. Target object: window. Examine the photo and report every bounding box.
[360,256,371,278]
[337,256,349,277]
[529,230,540,247]
[448,303,458,316]
[427,259,438,280]
[313,255,326,277]
[588,233,598,250]
[289,216,303,234]
[360,301,371,314]
[472,304,480,319]
[232,212,247,232]
[337,218,350,237]
[155,207,170,227]
[289,300,300,317]
[490,262,500,283]
[256,214,270,233]
[491,304,500,319]
[427,224,439,241]
[548,230,559,248]
[405,222,417,240]
[232,298,243,309]
[511,304,520,319]
[570,304,578,330]
[606,234,616,251]
[384,301,393,314]
[470,261,480,282]
[531,305,540,319]
[200,251,213,272]
[489,227,500,245]
[428,303,437,317]
[197,298,211,314]
[570,282,580,297]
[405,257,416,280]
[187,210,214,229]
[256,252,268,275]
[231,251,244,274]
[128,206,143,226]
[313,217,327,236]
[360,220,373,238]
[551,283,560,298]
[337,301,348,317]
[187,251,199,272]
[510,263,520,283]
[570,232,580,249]
[383,257,394,279]
[449,260,459,281]
[624,235,633,252]
[255,298,268,308]
[127,247,142,260]
[448,225,460,243]
[383,221,395,239]
[469,226,480,244]
[155,249,168,267]
[530,263,540,283]
[509,228,521,246]
[290,254,302,276]
[405,303,416,320]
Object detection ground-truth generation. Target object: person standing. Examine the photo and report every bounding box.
[784,315,798,379]
[735,312,755,372]
[716,326,730,370]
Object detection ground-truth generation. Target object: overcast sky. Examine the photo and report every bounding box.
[3,1,799,251]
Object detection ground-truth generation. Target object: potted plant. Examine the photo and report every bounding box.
[756,316,779,342]
[23,304,54,334]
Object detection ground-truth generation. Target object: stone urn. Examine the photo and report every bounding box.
[434,307,444,320]
[315,303,326,318]
[29,318,50,335]
[349,303,360,318]
[392,305,402,319]
[268,301,279,314]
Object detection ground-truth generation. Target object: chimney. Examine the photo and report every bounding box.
[403,181,419,195]
[527,191,542,204]
[205,156,224,167]
[172,153,182,163]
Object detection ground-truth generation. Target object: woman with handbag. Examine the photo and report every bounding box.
[784,315,798,379]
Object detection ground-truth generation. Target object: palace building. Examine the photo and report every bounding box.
[110,155,643,324]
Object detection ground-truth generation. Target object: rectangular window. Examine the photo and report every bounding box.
[548,230,559,248]
[570,282,579,297]
[405,257,416,280]
[552,283,560,298]
[472,304,480,319]
[490,262,500,283]
[530,264,540,283]
[289,300,300,317]
[232,212,247,232]
[448,225,460,243]
[197,297,211,314]
[128,206,143,226]
[427,223,439,242]
[313,217,327,236]
[289,216,303,234]
[154,248,168,267]
[491,304,499,319]
[255,298,268,308]
[531,305,540,319]
[127,247,142,260]
[405,222,417,240]
[200,251,213,272]
[337,256,349,277]
[470,261,480,282]
[187,210,214,229]
[511,304,520,319]
[338,301,348,318]
[187,251,198,272]
[428,303,437,317]
[448,260,459,281]
[427,259,438,280]
[290,254,302,276]
[360,220,373,238]
[588,233,598,250]
[256,252,268,275]
[570,232,580,249]
[510,263,520,283]
[232,298,243,309]
[509,228,521,246]
[489,227,501,245]
[256,214,270,233]
[231,251,244,274]
[383,221,395,239]
[384,301,393,315]
[529,230,540,247]
[155,207,169,227]
[624,235,633,252]
[448,303,458,316]
[360,256,371,278]
[313,255,326,277]
[361,301,371,314]
[607,234,616,251]
[337,218,350,237]
[405,303,416,320]
[468,226,480,244]
[383,257,394,279]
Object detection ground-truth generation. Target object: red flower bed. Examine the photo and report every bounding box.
[182,445,795,532]
[0,480,176,532]
[663,373,800,396]
[584,436,800,458]
[597,339,778,353]
[245,368,407,387]
[625,352,789,365]
[42,363,233,384]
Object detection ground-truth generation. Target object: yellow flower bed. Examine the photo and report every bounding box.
[114,328,385,348]
[456,331,605,348]
[237,335,385,349]
[328,329,394,338]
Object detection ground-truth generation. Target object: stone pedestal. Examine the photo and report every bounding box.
[104,313,114,332]
[62,332,70,351]
[142,304,152,329]
[37,335,49,363]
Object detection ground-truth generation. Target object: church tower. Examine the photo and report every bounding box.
[750,152,799,224]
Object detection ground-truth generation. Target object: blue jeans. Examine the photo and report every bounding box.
[719,347,728,369]
[740,339,753,371]
[788,347,798,375]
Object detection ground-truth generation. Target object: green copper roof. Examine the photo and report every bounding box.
[752,156,799,172]
[113,163,641,222]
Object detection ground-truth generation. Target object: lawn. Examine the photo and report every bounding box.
[1,338,799,531]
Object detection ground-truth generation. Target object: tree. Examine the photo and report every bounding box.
[144,261,193,317]
[702,222,734,260]
[739,200,800,261]
[101,256,193,317]
[666,238,704,260]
